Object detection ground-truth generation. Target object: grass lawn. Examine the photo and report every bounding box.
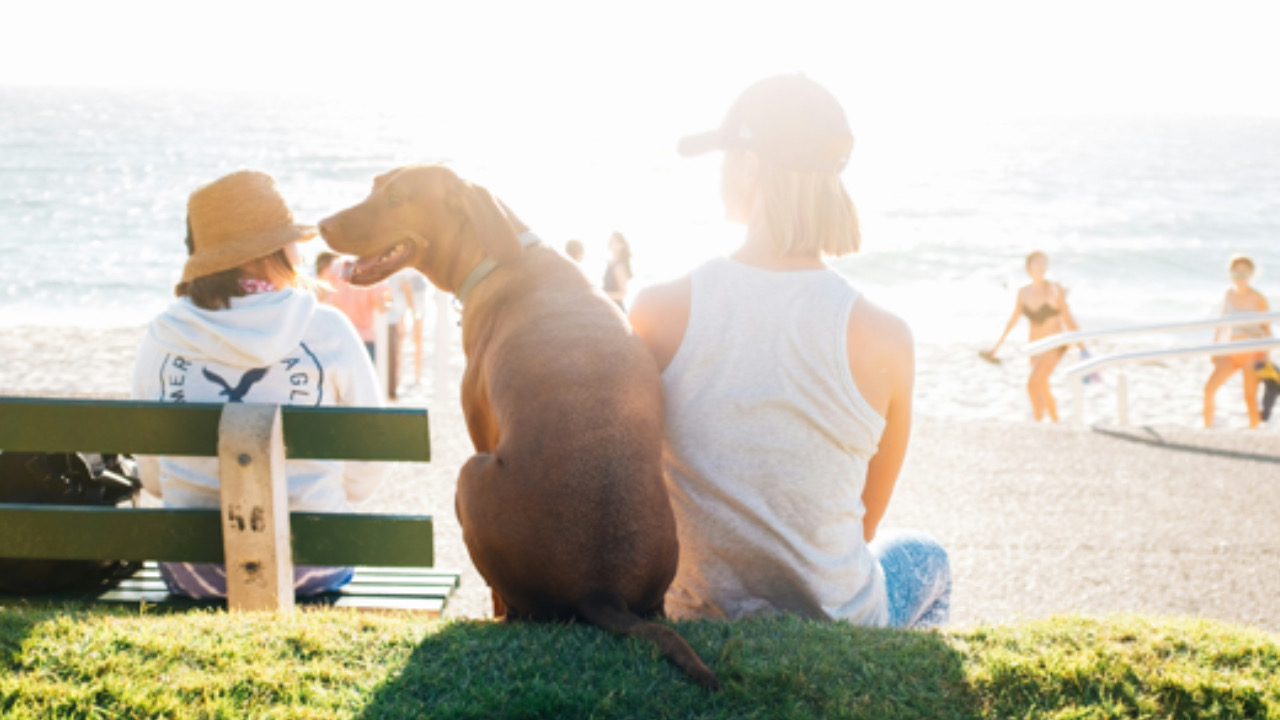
[1,608,1277,719]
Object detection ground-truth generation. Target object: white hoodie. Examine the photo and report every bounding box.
[131,289,387,512]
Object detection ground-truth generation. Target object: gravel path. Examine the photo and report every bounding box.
[887,417,1280,631]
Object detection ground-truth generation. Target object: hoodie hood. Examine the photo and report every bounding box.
[147,289,319,368]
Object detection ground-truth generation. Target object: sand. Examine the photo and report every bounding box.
[2,324,1277,631]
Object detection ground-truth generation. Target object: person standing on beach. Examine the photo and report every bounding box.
[131,170,386,599]
[603,231,633,311]
[564,239,585,264]
[981,251,1081,422]
[316,251,390,364]
[630,75,949,629]
[1204,254,1271,429]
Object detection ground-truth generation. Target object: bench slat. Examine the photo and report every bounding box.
[127,566,458,583]
[117,575,458,592]
[0,398,429,461]
[0,561,455,615]
[0,506,434,567]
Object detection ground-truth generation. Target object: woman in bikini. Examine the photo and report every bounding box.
[981,251,1080,422]
[1203,254,1271,429]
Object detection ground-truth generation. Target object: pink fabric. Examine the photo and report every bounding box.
[319,265,389,342]
[238,278,276,295]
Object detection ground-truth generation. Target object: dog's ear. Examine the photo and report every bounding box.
[464,183,522,263]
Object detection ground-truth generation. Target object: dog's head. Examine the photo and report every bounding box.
[318,164,522,291]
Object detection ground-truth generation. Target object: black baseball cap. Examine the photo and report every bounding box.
[677,74,854,173]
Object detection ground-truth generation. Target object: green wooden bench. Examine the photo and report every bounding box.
[0,397,457,615]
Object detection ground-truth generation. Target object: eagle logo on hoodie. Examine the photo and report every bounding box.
[201,367,270,403]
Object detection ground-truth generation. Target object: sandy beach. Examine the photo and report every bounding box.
[2,323,1277,631]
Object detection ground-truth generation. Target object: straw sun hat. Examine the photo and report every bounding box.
[180,170,317,285]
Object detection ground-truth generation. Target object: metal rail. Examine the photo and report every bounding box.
[1024,311,1280,356]
[1064,337,1280,425]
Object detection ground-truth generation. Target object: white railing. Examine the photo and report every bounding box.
[1032,311,1280,426]
[1024,311,1280,356]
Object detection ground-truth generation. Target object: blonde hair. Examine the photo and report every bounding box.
[1025,250,1048,269]
[1228,254,1255,272]
[755,165,861,257]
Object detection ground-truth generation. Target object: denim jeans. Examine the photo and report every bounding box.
[159,562,355,599]
[869,529,951,629]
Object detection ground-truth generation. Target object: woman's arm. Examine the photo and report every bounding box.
[847,300,915,543]
[986,294,1023,355]
[1055,284,1082,346]
[130,338,164,499]
[1214,294,1229,342]
[629,277,692,372]
[1258,292,1272,336]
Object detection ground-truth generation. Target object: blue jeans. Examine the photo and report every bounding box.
[869,529,951,629]
[159,562,354,600]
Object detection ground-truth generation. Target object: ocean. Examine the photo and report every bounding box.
[2,85,1278,346]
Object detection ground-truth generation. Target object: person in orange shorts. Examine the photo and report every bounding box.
[1204,254,1272,428]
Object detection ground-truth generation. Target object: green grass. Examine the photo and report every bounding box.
[1,609,1277,719]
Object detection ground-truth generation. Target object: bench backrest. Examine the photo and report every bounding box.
[0,397,433,611]
[0,397,429,461]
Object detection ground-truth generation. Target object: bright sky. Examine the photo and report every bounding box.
[4,0,1280,124]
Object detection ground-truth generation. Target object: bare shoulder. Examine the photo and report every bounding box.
[846,295,914,415]
[1249,288,1270,309]
[848,295,913,355]
[629,276,692,372]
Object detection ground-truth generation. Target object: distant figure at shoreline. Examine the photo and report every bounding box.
[564,239,585,264]
[1204,254,1271,429]
[981,251,1080,422]
[631,74,949,629]
[315,251,390,363]
[603,231,632,310]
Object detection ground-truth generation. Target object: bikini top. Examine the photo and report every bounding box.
[1022,302,1060,325]
[1225,293,1267,339]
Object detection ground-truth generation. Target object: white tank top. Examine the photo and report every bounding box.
[661,257,889,625]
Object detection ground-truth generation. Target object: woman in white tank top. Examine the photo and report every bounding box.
[631,75,949,629]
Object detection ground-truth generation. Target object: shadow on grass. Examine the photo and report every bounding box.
[356,615,980,720]
[1092,425,1280,465]
[0,605,44,674]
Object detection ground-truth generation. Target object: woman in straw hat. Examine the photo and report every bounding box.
[131,170,387,599]
[630,75,949,629]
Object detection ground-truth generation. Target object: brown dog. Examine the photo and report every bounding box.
[318,165,719,691]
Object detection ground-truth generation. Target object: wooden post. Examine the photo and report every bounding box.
[435,289,450,402]
[374,306,390,399]
[218,403,294,613]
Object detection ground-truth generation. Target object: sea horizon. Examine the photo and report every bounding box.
[2,84,1278,347]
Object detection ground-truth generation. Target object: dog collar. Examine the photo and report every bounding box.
[455,231,541,306]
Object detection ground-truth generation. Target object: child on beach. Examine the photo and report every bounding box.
[1204,254,1272,429]
[981,251,1081,422]
[131,170,386,599]
[630,75,949,629]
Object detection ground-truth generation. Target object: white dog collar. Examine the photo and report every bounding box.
[455,231,541,306]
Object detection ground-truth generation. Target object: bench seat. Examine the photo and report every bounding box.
[1,563,459,614]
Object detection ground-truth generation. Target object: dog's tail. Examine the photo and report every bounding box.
[576,588,721,691]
